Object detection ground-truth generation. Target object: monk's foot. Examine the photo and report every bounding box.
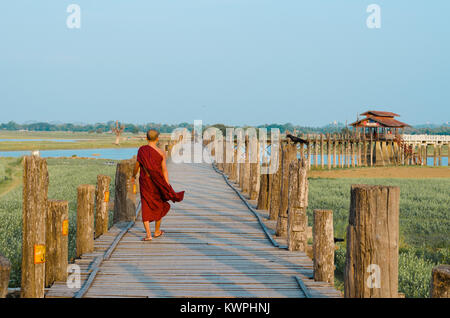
[141,236,152,241]
[154,230,165,238]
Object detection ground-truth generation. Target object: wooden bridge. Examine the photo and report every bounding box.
[44,162,340,298]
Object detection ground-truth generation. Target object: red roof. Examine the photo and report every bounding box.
[350,116,410,128]
[360,111,400,117]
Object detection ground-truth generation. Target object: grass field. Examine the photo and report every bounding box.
[0,131,147,151]
[0,156,448,297]
[307,176,450,298]
[0,158,117,288]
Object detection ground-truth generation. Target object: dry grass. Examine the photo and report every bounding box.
[309,166,450,179]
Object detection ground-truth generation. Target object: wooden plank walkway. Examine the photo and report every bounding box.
[46,162,341,298]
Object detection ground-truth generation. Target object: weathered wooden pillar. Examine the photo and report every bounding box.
[113,159,137,223]
[76,185,95,258]
[430,265,450,298]
[21,155,49,298]
[345,184,400,298]
[338,141,342,168]
[320,135,324,168]
[249,138,260,200]
[314,137,318,167]
[306,135,311,168]
[363,135,367,166]
[0,254,11,298]
[45,200,69,287]
[438,144,442,166]
[230,147,238,182]
[95,175,111,238]
[313,209,334,285]
[370,135,374,166]
[287,160,308,251]
[242,136,251,194]
[269,142,282,220]
[327,134,331,170]
[276,142,298,237]
[432,144,436,166]
[333,136,337,168]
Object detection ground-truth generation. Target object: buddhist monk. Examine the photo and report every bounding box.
[131,129,184,241]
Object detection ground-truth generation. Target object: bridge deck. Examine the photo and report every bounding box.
[46,163,341,298]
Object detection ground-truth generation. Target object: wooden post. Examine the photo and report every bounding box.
[313,209,334,285]
[45,200,69,287]
[96,175,111,238]
[430,265,450,298]
[363,135,367,166]
[0,254,11,298]
[113,159,137,223]
[333,136,337,168]
[276,142,297,237]
[21,155,49,298]
[433,144,437,166]
[287,160,308,251]
[320,135,324,168]
[230,147,238,182]
[76,185,95,258]
[269,143,282,220]
[306,135,311,168]
[327,134,331,170]
[344,184,400,298]
[242,135,250,194]
[249,137,260,200]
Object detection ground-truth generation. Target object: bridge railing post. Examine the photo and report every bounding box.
[113,159,137,223]
[0,254,11,298]
[344,184,400,298]
[96,175,112,238]
[430,265,450,298]
[313,209,334,285]
[276,141,298,237]
[21,155,48,298]
[287,159,308,251]
[45,200,69,287]
[76,184,95,258]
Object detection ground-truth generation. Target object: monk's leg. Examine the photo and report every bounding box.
[143,221,152,240]
[154,219,163,236]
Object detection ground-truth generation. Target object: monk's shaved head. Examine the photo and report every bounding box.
[146,129,160,141]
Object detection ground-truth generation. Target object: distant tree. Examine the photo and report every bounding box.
[111,121,125,145]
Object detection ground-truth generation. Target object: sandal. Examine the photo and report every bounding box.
[154,230,165,238]
[141,236,152,241]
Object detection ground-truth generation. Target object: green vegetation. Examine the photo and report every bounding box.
[0,131,149,151]
[308,177,450,298]
[0,158,117,288]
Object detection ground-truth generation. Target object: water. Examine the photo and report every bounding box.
[0,139,78,142]
[0,148,138,160]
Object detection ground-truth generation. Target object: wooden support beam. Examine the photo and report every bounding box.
[269,143,282,220]
[113,159,137,223]
[430,265,450,298]
[45,200,69,287]
[344,184,400,298]
[21,155,49,298]
[95,175,111,238]
[76,184,95,258]
[276,142,297,237]
[287,160,308,251]
[0,254,11,298]
[313,209,334,285]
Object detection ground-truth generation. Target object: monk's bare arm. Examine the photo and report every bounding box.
[131,161,140,183]
[161,154,169,184]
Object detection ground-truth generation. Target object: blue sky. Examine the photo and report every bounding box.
[0,1,449,126]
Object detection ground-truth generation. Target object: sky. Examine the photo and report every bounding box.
[0,1,449,127]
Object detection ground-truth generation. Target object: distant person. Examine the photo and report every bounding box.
[131,129,184,241]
